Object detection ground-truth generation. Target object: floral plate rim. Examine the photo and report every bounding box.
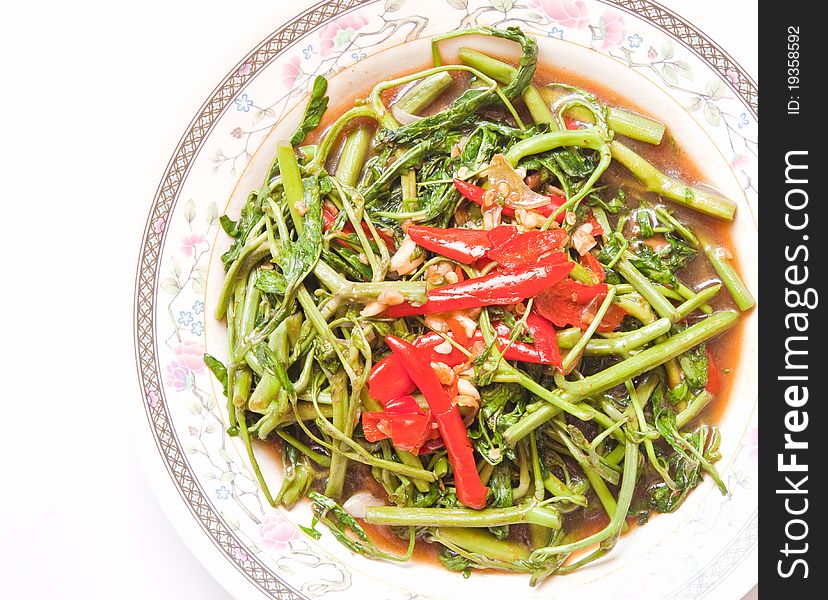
[133,1,757,599]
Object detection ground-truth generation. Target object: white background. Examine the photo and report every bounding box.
[1,1,756,597]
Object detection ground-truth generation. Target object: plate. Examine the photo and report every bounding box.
[133,1,757,598]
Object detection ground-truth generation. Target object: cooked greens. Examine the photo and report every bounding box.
[207,26,752,586]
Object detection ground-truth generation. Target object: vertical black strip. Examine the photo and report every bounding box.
[759,4,824,594]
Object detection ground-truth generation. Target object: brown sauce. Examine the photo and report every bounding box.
[297,50,750,567]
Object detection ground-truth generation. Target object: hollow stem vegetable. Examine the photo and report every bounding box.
[335,126,373,187]
[365,501,561,529]
[539,85,665,144]
[610,140,737,220]
[430,527,531,563]
[277,141,307,234]
[529,438,638,563]
[395,71,454,115]
[503,311,740,444]
[615,256,680,321]
[458,47,555,125]
[698,235,755,311]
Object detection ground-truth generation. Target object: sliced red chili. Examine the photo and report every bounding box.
[367,332,468,403]
[361,411,432,453]
[535,278,626,333]
[385,336,488,509]
[386,262,574,316]
[705,347,721,395]
[384,395,425,414]
[524,310,563,370]
[486,226,568,268]
[579,252,606,283]
[453,178,566,224]
[407,225,491,264]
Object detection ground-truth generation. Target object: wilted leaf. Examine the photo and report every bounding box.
[705,79,726,100]
[221,511,240,530]
[184,198,196,223]
[253,108,276,125]
[703,103,721,126]
[661,63,678,85]
[674,60,693,80]
[160,278,180,295]
[206,201,218,223]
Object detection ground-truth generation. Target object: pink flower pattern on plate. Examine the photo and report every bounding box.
[319,15,369,57]
[181,232,206,257]
[173,341,207,373]
[600,11,626,49]
[282,56,302,88]
[531,0,590,29]
[166,360,191,391]
[260,511,299,553]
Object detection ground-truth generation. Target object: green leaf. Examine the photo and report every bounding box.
[290,76,329,146]
[204,353,229,396]
[674,60,693,81]
[447,0,468,9]
[678,344,708,389]
[661,63,678,85]
[705,79,726,101]
[491,0,515,10]
[184,198,196,223]
[661,41,674,60]
[385,0,406,11]
[160,277,180,294]
[685,97,703,112]
[255,269,288,295]
[206,201,218,223]
[703,103,721,126]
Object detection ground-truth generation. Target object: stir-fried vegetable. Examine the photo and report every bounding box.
[206,26,752,586]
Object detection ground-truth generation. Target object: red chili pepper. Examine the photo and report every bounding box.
[705,347,721,395]
[361,411,433,453]
[384,394,425,414]
[407,225,491,264]
[524,310,563,370]
[486,226,568,268]
[453,178,566,224]
[386,336,488,509]
[585,212,604,236]
[386,262,574,316]
[481,325,546,364]
[534,278,626,333]
[367,333,468,403]
[579,252,606,283]
[446,316,470,345]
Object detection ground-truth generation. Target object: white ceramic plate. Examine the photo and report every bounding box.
[134,1,757,598]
